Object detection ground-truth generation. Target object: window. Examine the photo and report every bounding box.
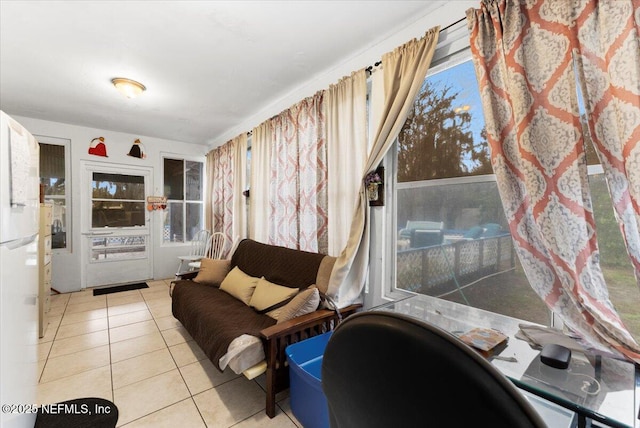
[388,26,639,341]
[163,157,204,243]
[38,137,71,251]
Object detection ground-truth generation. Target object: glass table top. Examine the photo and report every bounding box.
[375,294,640,428]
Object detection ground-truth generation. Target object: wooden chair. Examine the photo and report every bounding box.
[188,231,226,269]
[175,229,211,277]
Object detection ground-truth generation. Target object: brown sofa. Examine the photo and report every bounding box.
[171,238,361,418]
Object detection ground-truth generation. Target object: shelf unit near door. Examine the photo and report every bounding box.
[39,203,52,338]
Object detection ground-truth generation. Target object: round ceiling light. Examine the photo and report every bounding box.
[111,77,146,99]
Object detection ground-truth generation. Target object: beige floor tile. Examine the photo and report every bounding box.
[233,406,299,428]
[110,331,167,363]
[193,377,266,428]
[38,316,61,344]
[40,345,110,383]
[48,304,66,317]
[161,326,192,346]
[37,341,53,361]
[277,397,303,428]
[254,374,290,403]
[65,299,107,315]
[110,320,159,343]
[179,358,239,395]
[148,304,173,319]
[108,293,145,307]
[68,291,105,304]
[55,317,109,340]
[141,287,169,301]
[144,296,171,309]
[113,369,190,426]
[112,348,176,389]
[109,309,153,329]
[146,279,170,288]
[120,398,205,428]
[37,365,112,406]
[49,293,70,308]
[168,341,206,367]
[60,308,107,326]
[154,315,181,331]
[49,329,109,358]
[108,301,149,317]
[37,359,46,382]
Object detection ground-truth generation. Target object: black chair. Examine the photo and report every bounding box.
[321,311,546,428]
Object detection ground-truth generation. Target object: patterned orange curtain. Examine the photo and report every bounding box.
[467,0,640,362]
[267,91,328,253]
[210,141,234,255]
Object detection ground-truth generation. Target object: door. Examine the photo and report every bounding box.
[82,162,152,288]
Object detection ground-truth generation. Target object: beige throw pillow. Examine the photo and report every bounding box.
[250,277,299,313]
[220,266,259,305]
[272,286,320,323]
[193,258,231,286]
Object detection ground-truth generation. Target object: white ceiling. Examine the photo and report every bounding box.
[0,1,448,146]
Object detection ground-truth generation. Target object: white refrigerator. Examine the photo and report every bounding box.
[0,111,40,428]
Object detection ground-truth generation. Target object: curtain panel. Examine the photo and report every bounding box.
[250,92,329,253]
[326,69,368,256]
[207,133,247,256]
[466,0,640,362]
[327,26,441,308]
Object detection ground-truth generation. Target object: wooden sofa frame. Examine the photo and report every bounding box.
[174,270,361,418]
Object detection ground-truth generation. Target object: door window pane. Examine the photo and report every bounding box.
[91,235,147,261]
[92,173,145,200]
[91,173,145,228]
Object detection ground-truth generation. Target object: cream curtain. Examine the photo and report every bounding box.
[327,26,441,308]
[249,122,272,244]
[231,134,248,244]
[206,133,247,256]
[325,69,368,256]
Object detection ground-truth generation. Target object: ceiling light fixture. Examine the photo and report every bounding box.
[111,77,146,99]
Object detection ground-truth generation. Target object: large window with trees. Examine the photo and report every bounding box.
[390,46,639,340]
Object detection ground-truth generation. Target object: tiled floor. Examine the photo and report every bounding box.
[37,279,303,428]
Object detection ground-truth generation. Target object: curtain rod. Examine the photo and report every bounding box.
[365,16,466,74]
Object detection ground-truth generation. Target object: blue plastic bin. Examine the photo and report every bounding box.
[285,332,332,428]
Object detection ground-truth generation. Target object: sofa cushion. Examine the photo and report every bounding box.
[171,281,275,371]
[249,277,299,314]
[194,258,231,286]
[273,286,320,323]
[231,239,325,288]
[220,266,259,304]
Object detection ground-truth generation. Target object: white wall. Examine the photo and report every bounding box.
[210,1,476,148]
[12,115,206,293]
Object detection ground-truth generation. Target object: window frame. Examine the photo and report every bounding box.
[161,153,205,245]
[37,135,72,253]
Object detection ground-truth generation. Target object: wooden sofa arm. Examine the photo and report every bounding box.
[175,271,198,280]
[260,304,362,340]
[259,303,361,418]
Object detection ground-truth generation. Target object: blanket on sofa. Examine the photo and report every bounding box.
[171,281,276,370]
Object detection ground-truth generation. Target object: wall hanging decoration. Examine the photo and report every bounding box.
[146,195,167,211]
[88,137,108,157]
[365,166,384,206]
[127,138,146,159]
